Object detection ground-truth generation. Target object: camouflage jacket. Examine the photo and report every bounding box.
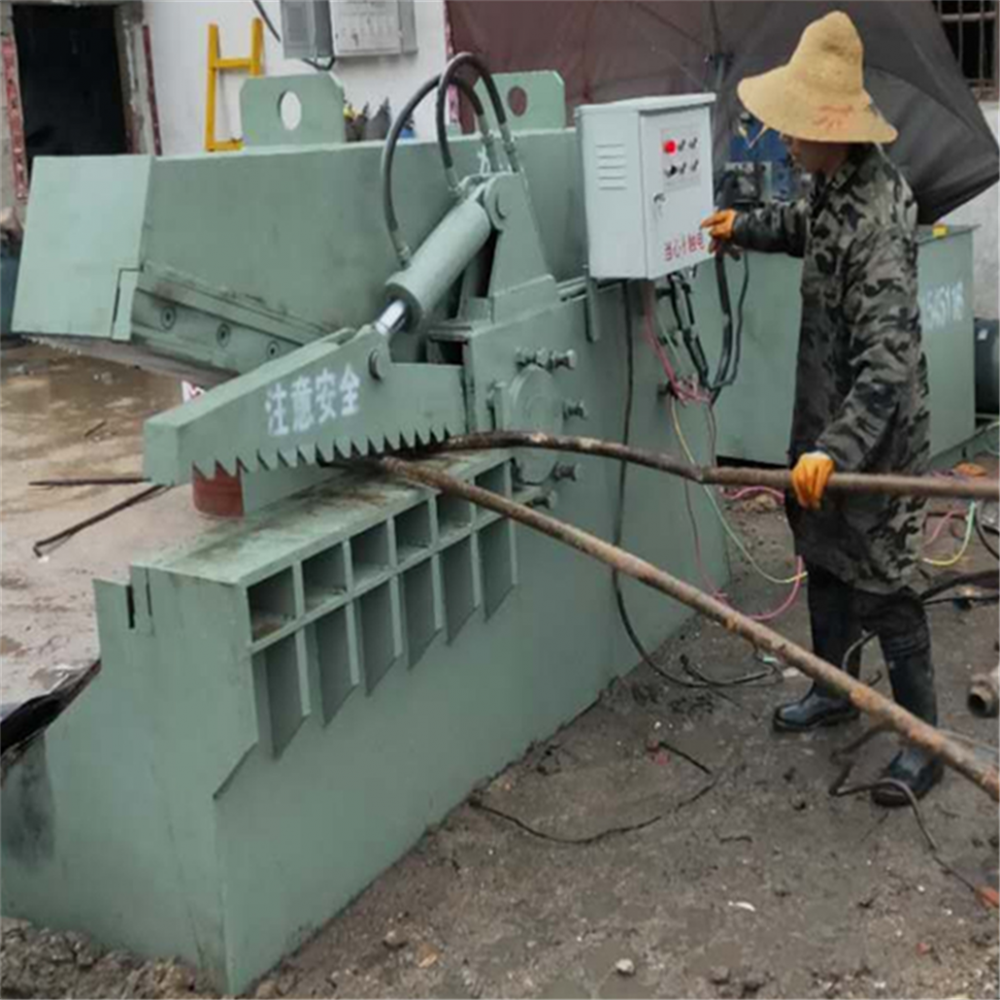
[732,144,930,593]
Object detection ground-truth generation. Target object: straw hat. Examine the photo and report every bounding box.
[737,12,897,144]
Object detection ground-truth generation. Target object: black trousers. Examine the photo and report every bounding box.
[806,563,937,724]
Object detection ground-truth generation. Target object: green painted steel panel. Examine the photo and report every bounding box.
[476,71,568,132]
[3,434,725,993]
[12,156,151,338]
[136,132,584,337]
[241,74,347,148]
[697,227,977,464]
[1,125,729,993]
[917,228,977,457]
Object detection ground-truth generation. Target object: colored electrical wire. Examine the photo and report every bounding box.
[642,283,705,404]
[670,397,806,586]
[724,485,786,502]
[612,288,782,690]
[668,397,806,626]
[923,503,977,568]
[613,288,702,689]
[925,506,961,546]
[680,458,804,621]
[747,559,805,622]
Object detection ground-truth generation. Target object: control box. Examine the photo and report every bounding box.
[330,0,418,57]
[577,95,715,280]
[279,0,334,61]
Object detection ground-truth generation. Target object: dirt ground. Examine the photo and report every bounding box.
[2,345,998,999]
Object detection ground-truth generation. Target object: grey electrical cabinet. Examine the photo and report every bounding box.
[280,0,334,61]
[331,0,418,57]
[577,95,715,281]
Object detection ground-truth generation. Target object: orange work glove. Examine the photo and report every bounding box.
[700,209,737,253]
[791,452,835,510]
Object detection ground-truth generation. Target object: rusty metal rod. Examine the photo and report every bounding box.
[377,456,1000,802]
[32,485,167,558]
[428,432,999,502]
[30,476,148,488]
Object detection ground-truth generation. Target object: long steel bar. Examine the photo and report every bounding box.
[377,456,1000,802]
[428,432,1000,502]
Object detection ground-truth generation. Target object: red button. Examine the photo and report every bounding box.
[663,140,677,154]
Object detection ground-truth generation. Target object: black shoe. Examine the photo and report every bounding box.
[871,748,944,806]
[873,642,941,805]
[772,685,860,732]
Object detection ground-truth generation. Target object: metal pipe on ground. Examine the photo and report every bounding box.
[377,456,1000,803]
[968,664,1000,718]
[428,432,1000,502]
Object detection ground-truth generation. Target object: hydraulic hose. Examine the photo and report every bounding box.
[381,74,494,267]
[712,254,734,399]
[665,278,710,390]
[435,52,521,195]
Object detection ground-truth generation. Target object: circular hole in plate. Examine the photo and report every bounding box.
[507,86,529,118]
[279,91,303,131]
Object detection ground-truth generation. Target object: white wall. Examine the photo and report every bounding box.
[943,101,999,320]
[143,0,448,155]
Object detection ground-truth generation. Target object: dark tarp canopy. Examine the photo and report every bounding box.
[447,0,999,222]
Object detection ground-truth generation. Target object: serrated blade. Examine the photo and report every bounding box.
[143,329,467,486]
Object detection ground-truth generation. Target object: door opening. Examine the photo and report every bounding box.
[12,3,129,177]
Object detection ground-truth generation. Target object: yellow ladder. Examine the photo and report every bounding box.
[204,18,264,153]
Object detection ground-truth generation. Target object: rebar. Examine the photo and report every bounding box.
[428,431,999,502]
[377,456,1000,803]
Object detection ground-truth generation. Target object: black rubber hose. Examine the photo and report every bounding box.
[712,254,734,398]
[435,52,510,177]
[251,0,281,42]
[612,286,774,692]
[730,252,750,384]
[976,518,1000,560]
[717,253,750,394]
[613,288,701,689]
[706,253,749,401]
[666,277,710,390]
[381,74,487,264]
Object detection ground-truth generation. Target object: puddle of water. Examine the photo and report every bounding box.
[1,347,181,465]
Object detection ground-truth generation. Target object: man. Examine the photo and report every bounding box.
[702,11,940,805]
